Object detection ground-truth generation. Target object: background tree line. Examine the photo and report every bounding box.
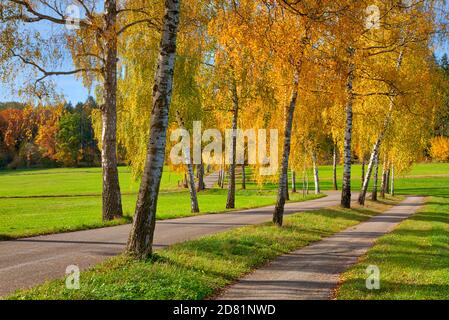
[0,96,101,168]
[431,53,449,162]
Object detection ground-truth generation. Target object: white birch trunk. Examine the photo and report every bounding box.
[333,143,338,191]
[371,152,379,201]
[126,0,180,259]
[292,170,296,193]
[273,72,299,226]
[341,48,356,208]
[358,50,404,205]
[312,152,320,194]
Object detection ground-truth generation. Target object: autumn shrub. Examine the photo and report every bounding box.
[430,136,449,162]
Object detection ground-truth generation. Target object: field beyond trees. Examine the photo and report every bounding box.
[1,163,447,239]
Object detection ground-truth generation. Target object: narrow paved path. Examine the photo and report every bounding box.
[0,191,341,297]
[203,170,220,189]
[217,196,424,300]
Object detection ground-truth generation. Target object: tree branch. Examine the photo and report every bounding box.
[11,50,101,89]
[6,0,90,28]
[117,18,161,35]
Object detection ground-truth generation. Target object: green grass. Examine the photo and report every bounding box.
[1,162,447,239]
[305,162,449,196]
[0,189,322,239]
[0,167,181,197]
[242,163,449,196]
[1,166,319,239]
[8,198,398,300]
[336,196,449,300]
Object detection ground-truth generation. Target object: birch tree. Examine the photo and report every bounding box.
[358,1,441,205]
[126,0,181,259]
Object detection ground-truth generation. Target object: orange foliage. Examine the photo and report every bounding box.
[430,136,449,162]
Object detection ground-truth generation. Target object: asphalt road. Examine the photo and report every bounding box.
[0,191,343,297]
[217,196,424,300]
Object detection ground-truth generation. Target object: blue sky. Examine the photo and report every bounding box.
[0,74,89,105]
[0,3,94,105]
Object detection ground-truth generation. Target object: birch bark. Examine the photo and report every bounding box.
[126,0,181,259]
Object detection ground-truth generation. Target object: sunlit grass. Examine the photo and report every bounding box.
[336,197,449,300]
[8,198,397,300]
[0,188,322,239]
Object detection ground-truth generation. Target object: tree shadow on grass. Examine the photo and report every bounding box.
[0,216,133,242]
[306,207,379,223]
[408,212,449,224]
[421,200,449,206]
[339,279,449,300]
[0,234,14,241]
[397,187,449,198]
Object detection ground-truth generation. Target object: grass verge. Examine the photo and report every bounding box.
[336,196,449,300]
[8,197,400,300]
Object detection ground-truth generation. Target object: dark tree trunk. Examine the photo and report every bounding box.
[333,144,338,191]
[341,48,355,209]
[390,164,395,196]
[220,168,225,188]
[125,0,180,260]
[226,83,239,209]
[358,149,377,206]
[197,163,205,192]
[306,170,309,195]
[101,0,123,221]
[187,163,199,213]
[380,158,387,199]
[183,173,188,188]
[241,163,246,190]
[285,171,290,201]
[371,152,379,201]
[386,166,391,195]
[302,164,306,197]
[273,72,299,226]
[304,157,310,195]
[292,170,296,193]
[361,158,365,185]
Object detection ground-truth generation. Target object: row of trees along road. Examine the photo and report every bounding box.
[1,0,448,259]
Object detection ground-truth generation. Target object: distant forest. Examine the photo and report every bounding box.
[0,97,101,169]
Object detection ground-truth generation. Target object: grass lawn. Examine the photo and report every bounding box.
[1,162,447,239]
[8,197,399,300]
[0,189,322,239]
[0,167,182,197]
[336,196,449,300]
[244,163,449,196]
